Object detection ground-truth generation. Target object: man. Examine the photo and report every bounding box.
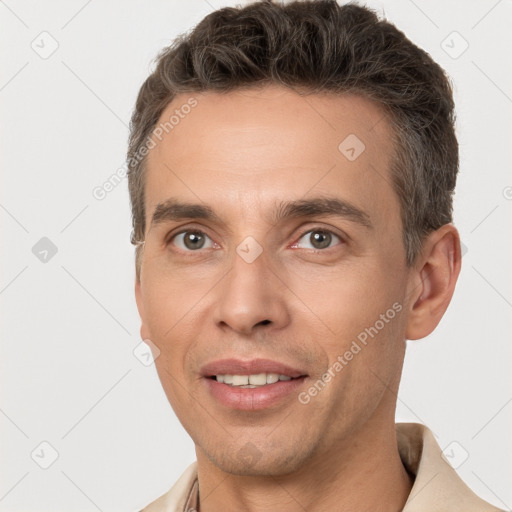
[127,1,503,510]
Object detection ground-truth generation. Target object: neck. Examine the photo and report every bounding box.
[195,418,414,512]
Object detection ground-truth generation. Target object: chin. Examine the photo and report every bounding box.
[205,443,310,477]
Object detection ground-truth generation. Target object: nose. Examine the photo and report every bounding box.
[213,249,290,336]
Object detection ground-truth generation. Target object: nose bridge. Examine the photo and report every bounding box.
[214,243,289,333]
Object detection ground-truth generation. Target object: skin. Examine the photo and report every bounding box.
[135,85,461,511]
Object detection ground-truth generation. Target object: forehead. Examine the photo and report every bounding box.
[144,85,399,228]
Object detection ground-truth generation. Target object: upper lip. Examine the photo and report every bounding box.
[201,358,307,378]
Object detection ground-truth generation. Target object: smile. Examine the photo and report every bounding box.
[212,373,295,387]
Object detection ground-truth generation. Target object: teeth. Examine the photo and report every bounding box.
[266,373,279,384]
[232,375,249,386]
[214,373,296,387]
[249,373,266,385]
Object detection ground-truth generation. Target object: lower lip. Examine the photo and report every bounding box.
[204,376,307,410]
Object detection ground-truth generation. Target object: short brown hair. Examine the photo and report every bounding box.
[127,0,458,280]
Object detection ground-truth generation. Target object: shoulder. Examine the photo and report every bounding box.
[140,462,198,512]
[397,423,505,512]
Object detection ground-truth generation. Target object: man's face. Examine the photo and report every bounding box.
[136,86,415,476]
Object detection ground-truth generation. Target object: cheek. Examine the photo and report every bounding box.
[142,266,198,332]
[289,261,403,347]
[140,273,198,375]
[146,279,197,411]
[303,264,406,414]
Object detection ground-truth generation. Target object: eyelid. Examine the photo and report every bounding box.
[291,225,346,249]
[165,223,215,243]
[166,226,217,250]
[165,223,347,251]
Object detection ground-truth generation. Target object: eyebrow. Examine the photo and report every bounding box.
[149,197,372,230]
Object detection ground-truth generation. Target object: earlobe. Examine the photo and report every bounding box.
[405,224,462,340]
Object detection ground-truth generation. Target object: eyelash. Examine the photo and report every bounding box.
[166,226,345,254]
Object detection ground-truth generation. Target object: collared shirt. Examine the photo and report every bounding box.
[141,422,504,512]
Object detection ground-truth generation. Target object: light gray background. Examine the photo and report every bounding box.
[1,0,511,510]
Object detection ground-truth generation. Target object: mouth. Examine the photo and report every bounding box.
[201,358,308,410]
[208,372,304,388]
[201,358,307,382]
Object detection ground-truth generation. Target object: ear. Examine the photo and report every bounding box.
[405,224,462,340]
[135,275,151,342]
